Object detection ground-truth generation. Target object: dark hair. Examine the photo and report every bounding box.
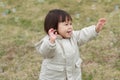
[44,9,72,34]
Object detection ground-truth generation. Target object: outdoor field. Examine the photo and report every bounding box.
[0,0,120,80]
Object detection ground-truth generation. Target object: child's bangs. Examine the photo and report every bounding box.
[59,15,72,22]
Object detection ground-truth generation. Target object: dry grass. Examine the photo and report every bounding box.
[0,0,120,80]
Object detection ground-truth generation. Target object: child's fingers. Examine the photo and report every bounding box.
[96,18,106,33]
[49,28,54,33]
[54,30,58,34]
[48,28,55,35]
[48,28,58,39]
[99,18,106,23]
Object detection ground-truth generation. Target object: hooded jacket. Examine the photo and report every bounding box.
[35,25,98,80]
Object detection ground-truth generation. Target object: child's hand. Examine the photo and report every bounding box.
[48,28,57,44]
[96,18,106,33]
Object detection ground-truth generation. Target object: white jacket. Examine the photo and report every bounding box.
[35,25,98,80]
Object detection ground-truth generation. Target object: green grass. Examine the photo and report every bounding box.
[0,0,120,80]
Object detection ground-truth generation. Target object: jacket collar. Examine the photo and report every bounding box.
[56,35,63,40]
[56,35,73,40]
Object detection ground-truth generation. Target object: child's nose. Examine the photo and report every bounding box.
[68,25,72,28]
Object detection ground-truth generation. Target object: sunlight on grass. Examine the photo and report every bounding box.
[0,0,120,80]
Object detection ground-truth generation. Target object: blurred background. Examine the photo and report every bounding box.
[0,0,120,80]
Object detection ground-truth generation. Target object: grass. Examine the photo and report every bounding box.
[0,0,120,80]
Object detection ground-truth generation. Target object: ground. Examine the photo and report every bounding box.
[0,0,120,80]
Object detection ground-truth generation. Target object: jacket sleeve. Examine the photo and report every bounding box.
[35,36,56,58]
[73,25,98,46]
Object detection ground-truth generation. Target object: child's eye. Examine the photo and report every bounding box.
[65,23,68,25]
[65,23,72,26]
[70,23,72,25]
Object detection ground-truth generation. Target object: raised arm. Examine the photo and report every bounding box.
[35,36,56,58]
[74,18,106,46]
[35,28,58,58]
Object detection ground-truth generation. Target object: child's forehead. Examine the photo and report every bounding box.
[60,20,72,24]
[65,20,72,23]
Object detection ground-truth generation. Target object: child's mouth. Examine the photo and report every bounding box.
[67,30,72,35]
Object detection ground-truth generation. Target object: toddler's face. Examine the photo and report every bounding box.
[58,21,73,38]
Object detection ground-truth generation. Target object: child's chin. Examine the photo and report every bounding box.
[64,36,72,39]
